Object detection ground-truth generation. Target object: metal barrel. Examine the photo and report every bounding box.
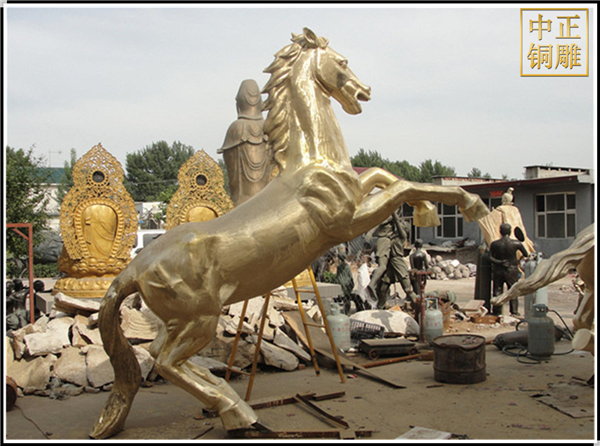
[432,334,487,384]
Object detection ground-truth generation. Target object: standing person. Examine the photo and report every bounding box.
[382,213,419,310]
[369,211,419,309]
[409,239,430,297]
[367,213,395,304]
[489,223,529,316]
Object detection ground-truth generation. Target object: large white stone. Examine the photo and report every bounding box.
[53,346,88,387]
[7,353,57,393]
[224,315,255,336]
[273,328,311,362]
[24,332,65,356]
[267,305,285,327]
[52,292,101,316]
[351,309,419,336]
[120,306,161,341]
[271,295,301,311]
[132,345,155,380]
[259,339,299,371]
[10,324,37,359]
[24,316,73,356]
[199,334,255,369]
[72,314,103,346]
[189,355,229,371]
[33,314,49,332]
[85,345,115,388]
[228,296,265,320]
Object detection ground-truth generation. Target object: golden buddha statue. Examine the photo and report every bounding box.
[54,144,137,298]
[165,150,233,229]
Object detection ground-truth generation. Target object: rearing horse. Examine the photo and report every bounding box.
[90,28,489,439]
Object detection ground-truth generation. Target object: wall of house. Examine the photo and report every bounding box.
[416,181,594,258]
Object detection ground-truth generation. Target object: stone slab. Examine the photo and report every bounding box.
[285,282,342,301]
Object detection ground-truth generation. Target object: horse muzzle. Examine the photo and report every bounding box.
[339,80,371,115]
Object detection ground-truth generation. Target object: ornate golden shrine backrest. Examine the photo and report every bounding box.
[166,150,234,229]
[60,143,137,267]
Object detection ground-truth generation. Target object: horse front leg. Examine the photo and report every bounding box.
[358,168,440,227]
[350,179,489,238]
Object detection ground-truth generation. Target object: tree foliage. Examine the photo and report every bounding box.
[350,148,455,183]
[5,146,51,259]
[418,159,457,183]
[56,148,78,205]
[467,167,492,180]
[125,141,195,201]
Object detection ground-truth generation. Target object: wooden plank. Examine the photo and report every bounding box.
[202,391,345,417]
[293,393,350,429]
[231,430,373,439]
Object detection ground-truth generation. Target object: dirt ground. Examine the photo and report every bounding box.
[4,276,596,442]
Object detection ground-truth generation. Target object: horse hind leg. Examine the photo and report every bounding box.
[154,315,258,431]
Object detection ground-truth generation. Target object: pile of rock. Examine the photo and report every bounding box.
[6,288,319,400]
[428,256,477,281]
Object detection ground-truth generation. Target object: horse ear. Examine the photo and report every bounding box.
[303,27,318,46]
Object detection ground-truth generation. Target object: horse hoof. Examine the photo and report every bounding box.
[226,421,273,438]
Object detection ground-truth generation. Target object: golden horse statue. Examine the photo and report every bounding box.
[90,28,489,438]
[493,223,595,354]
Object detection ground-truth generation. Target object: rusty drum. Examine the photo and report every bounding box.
[432,334,486,384]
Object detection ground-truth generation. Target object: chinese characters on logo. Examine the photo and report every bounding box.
[521,9,588,76]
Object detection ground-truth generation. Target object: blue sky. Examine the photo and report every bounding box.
[5,3,597,180]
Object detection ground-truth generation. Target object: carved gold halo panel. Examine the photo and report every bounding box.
[166,149,234,229]
[55,143,137,298]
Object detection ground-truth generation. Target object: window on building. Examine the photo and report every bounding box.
[482,197,502,211]
[535,193,576,238]
[435,203,463,238]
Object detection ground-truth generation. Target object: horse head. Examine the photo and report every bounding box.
[263,28,371,173]
[296,28,371,115]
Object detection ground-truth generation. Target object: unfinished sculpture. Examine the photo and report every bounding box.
[217,79,274,206]
[493,223,595,353]
[478,187,535,255]
[90,28,489,439]
[165,150,233,230]
[55,144,137,298]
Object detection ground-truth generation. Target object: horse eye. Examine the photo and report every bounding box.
[338,59,348,68]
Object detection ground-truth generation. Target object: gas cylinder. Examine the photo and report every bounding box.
[527,303,555,359]
[524,253,548,319]
[424,298,444,345]
[327,302,351,352]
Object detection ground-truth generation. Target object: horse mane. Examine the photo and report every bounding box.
[262,30,328,172]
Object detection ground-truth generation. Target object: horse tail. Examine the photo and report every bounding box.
[89,272,140,439]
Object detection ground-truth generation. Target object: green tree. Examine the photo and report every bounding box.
[125,141,195,201]
[467,167,492,180]
[6,146,51,260]
[56,148,78,205]
[386,160,421,182]
[351,149,456,183]
[154,184,179,224]
[467,167,483,178]
[351,148,386,168]
[418,159,457,183]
